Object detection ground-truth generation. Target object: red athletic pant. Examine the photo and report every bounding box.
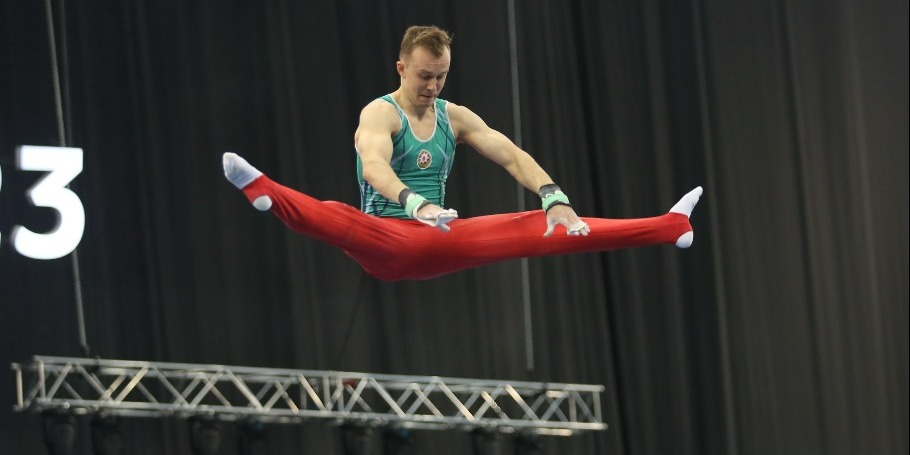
[242,175,692,281]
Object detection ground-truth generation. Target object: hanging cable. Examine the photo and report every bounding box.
[507,0,535,375]
[44,0,89,357]
[44,0,65,144]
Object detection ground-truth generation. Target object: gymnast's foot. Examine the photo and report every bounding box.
[222,152,272,211]
[668,186,703,248]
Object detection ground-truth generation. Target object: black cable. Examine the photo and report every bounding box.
[45,0,90,357]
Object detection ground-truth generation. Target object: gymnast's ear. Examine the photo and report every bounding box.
[396,60,406,76]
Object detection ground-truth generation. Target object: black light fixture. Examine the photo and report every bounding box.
[513,433,542,455]
[471,429,502,455]
[382,427,412,455]
[91,416,123,455]
[238,419,268,455]
[42,410,76,455]
[189,417,222,455]
[341,424,374,455]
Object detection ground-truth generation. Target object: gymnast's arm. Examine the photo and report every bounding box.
[448,103,589,236]
[448,102,553,192]
[355,100,451,220]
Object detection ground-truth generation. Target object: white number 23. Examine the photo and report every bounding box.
[2,146,86,260]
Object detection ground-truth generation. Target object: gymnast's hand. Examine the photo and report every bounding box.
[416,203,459,232]
[544,205,590,237]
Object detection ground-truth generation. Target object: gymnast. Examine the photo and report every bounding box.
[222,25,702,281]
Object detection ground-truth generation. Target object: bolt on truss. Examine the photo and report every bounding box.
[12,356,606,436]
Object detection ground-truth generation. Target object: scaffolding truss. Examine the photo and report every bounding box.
[12,356,606,436]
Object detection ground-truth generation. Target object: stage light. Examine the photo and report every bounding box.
[42,411,76,455]
[91,416,123,455]
[189,417,222,455]
[514,433,542,455]
[472,429,502,455]
[382,428,412,454]
[238,420,268,455]
[341,424,374,455]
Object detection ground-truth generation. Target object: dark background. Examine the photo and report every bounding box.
[1,0,906,454]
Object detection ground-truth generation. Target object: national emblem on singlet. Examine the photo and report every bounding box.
[416,149,432,169]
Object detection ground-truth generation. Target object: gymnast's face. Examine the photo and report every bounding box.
[397,46,450,108]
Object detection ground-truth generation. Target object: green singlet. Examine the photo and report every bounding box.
[356,94,457,218]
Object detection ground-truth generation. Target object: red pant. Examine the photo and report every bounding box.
[243,176,692,281]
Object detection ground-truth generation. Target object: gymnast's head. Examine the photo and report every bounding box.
[397,25,453,105]
[399,25,452,61]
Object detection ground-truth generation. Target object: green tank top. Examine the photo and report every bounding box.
[356,94,457,218]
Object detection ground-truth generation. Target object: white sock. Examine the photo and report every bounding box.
[223,152,272,211]
[669,186,703,248]
[222,152,262,190]
[675,232,694,248]
[669,186,703,217]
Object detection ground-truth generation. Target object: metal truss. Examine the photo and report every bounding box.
[12,356,606,436]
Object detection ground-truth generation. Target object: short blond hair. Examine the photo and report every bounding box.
[399,25,452,60]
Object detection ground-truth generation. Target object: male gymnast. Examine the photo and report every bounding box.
[223,25,702,281]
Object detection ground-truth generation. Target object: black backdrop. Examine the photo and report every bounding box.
[1,0,906,454]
